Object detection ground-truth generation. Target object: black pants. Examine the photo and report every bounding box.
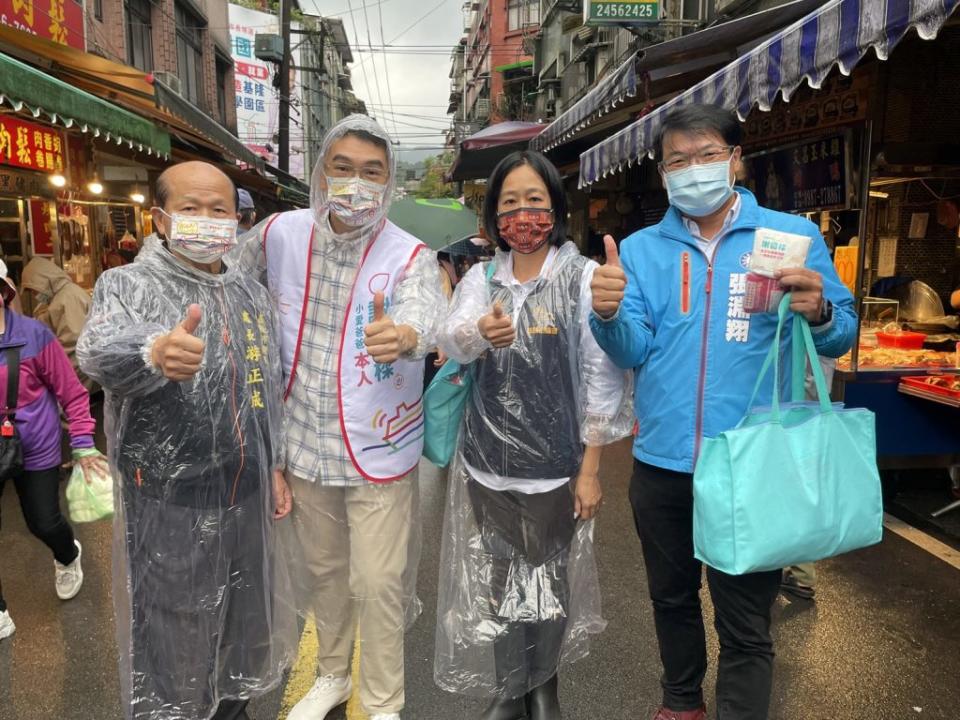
[630,461,780,720]
[0,466,78,612]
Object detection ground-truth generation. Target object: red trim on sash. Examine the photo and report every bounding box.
[336,228,421,484]
[282,225,316,401]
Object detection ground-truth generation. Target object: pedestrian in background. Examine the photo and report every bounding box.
[238,188,257,234]
[77,161,296,720]
[589,104,857,720]
[21,256,95,390]
[0,260,105,642]
[434,151,633,720]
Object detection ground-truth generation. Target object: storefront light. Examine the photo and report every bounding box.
[130,190,146,204]
[49,174,67,188]
[869,190,890,199]
[87,177,104,195]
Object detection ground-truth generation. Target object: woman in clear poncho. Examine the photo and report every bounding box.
[434,151,633,720]
[77,162,297,720]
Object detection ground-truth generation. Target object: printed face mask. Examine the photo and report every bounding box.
[663,158,735,217]
[326,176,387,226]
[497,207,555,254]
[160,211,238,264]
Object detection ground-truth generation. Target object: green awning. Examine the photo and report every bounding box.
[495,59,534,73]
[0,53,171,158]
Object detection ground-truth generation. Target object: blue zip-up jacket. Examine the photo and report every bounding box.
[589,188,857,474]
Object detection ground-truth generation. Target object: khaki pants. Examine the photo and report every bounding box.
[288,472,414,714]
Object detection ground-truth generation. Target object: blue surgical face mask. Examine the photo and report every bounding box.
[663,159,734,217]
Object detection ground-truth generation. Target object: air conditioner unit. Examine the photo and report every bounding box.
[255,33,284,64]
[475,98,491,118]
[154,71,182,95]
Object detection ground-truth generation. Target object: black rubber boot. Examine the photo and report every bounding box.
[480,695,528,720]
[528,674,561,720]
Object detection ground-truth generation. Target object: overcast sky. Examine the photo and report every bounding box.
[304,0,465,162]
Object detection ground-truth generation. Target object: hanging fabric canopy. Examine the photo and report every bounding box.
[579,0,960,188]
[449,122,546,181]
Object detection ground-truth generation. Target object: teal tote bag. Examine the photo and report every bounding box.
[422,262,495,467]
[693,294,883,575]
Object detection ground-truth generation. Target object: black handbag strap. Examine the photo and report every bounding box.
[4,346,20,418]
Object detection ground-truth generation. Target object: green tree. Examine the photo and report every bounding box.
[415,152,456,198]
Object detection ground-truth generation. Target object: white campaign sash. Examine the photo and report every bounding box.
[264,210,428,481]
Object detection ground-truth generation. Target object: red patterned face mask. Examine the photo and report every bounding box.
[497,208,555,254]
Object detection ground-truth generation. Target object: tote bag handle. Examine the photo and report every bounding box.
[747,294,833,422]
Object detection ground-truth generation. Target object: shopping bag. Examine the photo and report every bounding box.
[422,360,472,467]
[65,451,114,523]
[693,294,883,575]
[422,261,496,467]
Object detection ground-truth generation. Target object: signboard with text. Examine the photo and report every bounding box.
[228,3,307,182]
[0,0,85,50]
[743,133,850,214]
[585,0,660,24]
[0,115,66,174]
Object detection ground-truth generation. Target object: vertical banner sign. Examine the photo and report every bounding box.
[28,199,55,255]
[228,3,307,182]
[0,0,85,50]
[585,0,660,24]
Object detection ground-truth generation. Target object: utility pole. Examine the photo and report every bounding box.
[279,0,292,172]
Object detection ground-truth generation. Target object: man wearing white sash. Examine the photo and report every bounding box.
[240,115,444,720]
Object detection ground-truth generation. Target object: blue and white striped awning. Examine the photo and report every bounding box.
[579,0,960,188]
[531,52,639,153]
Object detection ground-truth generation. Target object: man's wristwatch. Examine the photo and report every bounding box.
[810,299,833,327]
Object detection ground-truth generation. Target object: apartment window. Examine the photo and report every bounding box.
[507,0,539,31]
[176,2,205,106]
[215,56,230,125]
[94,0,102,21]
[125,0,153,72]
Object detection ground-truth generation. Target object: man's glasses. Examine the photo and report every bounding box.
[660,145,736,172]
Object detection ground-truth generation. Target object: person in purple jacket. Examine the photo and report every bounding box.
[0,261,106,642]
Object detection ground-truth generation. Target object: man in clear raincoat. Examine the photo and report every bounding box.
[239,115,444,720]
[77,161,297,720]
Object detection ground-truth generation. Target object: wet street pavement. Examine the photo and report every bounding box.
[2,437,959,720]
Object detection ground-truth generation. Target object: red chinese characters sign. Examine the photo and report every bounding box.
[0,0,85,50]
[0,116,65,173]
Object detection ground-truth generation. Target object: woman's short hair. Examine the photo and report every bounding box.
[483,151,568,252]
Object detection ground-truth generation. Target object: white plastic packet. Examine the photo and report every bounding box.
[744,228,812,313]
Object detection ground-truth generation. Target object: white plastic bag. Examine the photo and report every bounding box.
[65,450,114,523]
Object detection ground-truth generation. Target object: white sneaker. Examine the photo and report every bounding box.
[287,674,352,720]
[55,540,84,600]
[370,714,401,720]
[0,610,15,640]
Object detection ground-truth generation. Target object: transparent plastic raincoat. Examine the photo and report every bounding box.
[76,235,296,720]
[434,241,634,699]
[238,114,444,715]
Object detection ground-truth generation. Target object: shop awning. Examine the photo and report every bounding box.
[0,52,170,158]
[154,80,266,173]
[388,197,480,250]
[449,122,545,181]
[532,0,825,154]
[579,0,960,187]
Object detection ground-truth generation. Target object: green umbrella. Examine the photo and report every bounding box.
[387,197,479,251]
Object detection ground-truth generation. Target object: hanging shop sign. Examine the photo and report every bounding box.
[28,199,55,255]
[743,73,870,147]
[0,167,48,197]
[0,0,85,50]
[743,133,850,214]
[585,0,660,25]
[0,116,66,174]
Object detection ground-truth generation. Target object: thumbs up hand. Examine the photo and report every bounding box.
[150,304,206,382]
[591,235,628,320]
[364,292,416,365]
[477,301,516,349]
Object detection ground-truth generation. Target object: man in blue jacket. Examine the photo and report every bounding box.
[590,105,857,720]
